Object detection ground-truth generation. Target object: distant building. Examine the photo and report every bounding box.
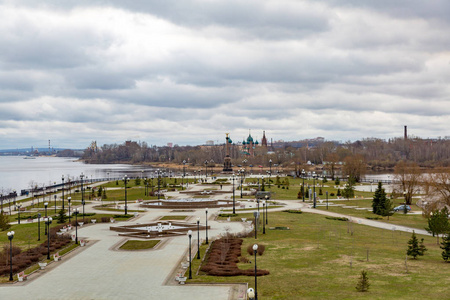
[205,140,214,146]
[167,143,173,148]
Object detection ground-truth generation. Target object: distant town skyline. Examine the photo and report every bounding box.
[1,1,449,149]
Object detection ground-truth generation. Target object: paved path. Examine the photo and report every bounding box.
[0,181,431,299]
[0,183,250,300]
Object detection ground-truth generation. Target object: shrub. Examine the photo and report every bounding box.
[356,270,370,292]
[330,193,335,196]
[325,216,348,221]
[101,217,109,223]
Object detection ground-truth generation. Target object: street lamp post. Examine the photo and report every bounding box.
[44,202,48,235]
[156,170,161,200]
[269,159,272,175]
[197,217,201,259]
[247,288,255,300]
[265,195,269,225]
[37,213,41,241]
[7,231,14,281]
[123,175,128,215]
[232,173,236,214]
[74,208,79,244]
[204,160,208,179]
[205,208,209,244]
[61,175,65,210]
[80,172,85,221]
[68,197,71,223]
[253,211,258,239]
[302,169,306,202]
[45,217,53,259]
[240,168,244,198]
[326,191,329,210]
[313,172,317,208]
[54,195,57,214]
[16,204,22,224]
[253,244,259,300]
[188,230,192,279]
[262,201,265,234]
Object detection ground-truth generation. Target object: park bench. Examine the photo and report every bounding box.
[17,271,28,281]
[80,240,86,247]
[38,262,47,270]
[54,252,61,261]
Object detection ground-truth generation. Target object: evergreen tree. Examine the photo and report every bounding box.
[378,198,394,220]
[102,189,107,199]
[419,238,428,256]
[97,186,103,197]
[57,208,67,224]
[305,188,309,199]
[135,178,141,186]
[355,270,370,292]
[372,182,385,214]
[284,177,290,189]
[426,207,450,244]
[407,231,423,259]
[342,183,355,200]
[337,188,341,197]
[335,177,340,185]
[276,176,281,188]
[319,188,323,195]
[0,211,11,231]
[440,234,450,262]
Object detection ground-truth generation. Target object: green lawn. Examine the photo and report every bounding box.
[119,240,160,250]
[160,215,187,220]
[190,211,448,299]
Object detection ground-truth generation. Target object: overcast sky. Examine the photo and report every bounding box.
[1,0,449,149]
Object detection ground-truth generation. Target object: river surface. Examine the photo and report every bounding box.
[0,156,150,193]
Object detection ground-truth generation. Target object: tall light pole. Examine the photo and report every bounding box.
[54,195,57,214]
[232,173,236,214]
[205,208,209,244]
[45,217,53,259]
[262,201,265,234]
[68,197,71,223]
[61,175,65,210]
[301,169,306,202]
[44,202,48,235]
[37,213,41,241]
[253,244,259,300]
[240,168,244,198]
[80,173,85,220]
[74,208,79,244]
[204,160,208,179]
[265,195,269,225]
[123,175,128,215]
[155,170,161,200]
[253,211,258,239]
[326,191,329,210]
[188,230,192,279]
[197,217,201,259]
[313,171,317,208]
[16,204,22,224]
[7,231,14,281]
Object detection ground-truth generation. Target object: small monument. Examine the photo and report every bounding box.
[223,133,233,172]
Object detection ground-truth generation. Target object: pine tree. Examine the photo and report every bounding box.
[97,186,103,197]
[0,211,11,231]
[102,189,107,199]
[407,231,422,259]
[335,178,340,185]
[355,270,370,292]
[337,188,341,197]
[319,188,323,196]
[372,182,385,214]
[426,207,450,244]
[440,234,450,262]
[57,208,67,224]
[378,198,394,220]
[342,183,355,200]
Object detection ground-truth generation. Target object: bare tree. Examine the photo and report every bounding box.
[393,161,423,205]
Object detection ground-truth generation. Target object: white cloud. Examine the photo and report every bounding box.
[0,1,449,148]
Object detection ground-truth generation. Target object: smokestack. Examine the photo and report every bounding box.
[404,126,407,140]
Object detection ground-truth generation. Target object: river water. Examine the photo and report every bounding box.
[0,156,150,193]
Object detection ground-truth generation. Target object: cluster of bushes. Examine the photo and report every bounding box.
[283,210,302,214]
[200,237,269,277]
[325,216,349,221]
[0,226,72,276]
[219,213,238,218]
